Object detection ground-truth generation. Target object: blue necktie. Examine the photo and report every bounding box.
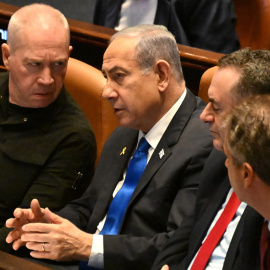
[79,137,150,269]
[100,137,150,235]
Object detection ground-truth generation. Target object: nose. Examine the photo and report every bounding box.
[37,67,54,85]
[102,81,118,100]
[200,103,214,123]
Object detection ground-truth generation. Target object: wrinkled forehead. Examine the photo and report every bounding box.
[102,38,139,71]
[104,38,136,60]
[208,67,240,102]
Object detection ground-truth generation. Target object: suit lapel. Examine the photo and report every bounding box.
[188,177,231,262]
[223,206,264,270]
[154,0,171,26]
[88,128,139,229]
[127,89,198,209]
[187,150,231,262]
[104,0,124,27]
[104,128,138,194]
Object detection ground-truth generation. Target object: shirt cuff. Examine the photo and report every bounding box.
[88,234,104,269]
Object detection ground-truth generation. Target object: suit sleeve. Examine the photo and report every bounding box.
[151,215,194,270]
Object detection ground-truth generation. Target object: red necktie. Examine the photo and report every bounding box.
[261,221,270,270]
[190,191,241,270]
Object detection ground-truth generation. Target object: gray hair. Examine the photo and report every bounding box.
[110,24,184,83]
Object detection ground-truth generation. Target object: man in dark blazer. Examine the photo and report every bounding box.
[153,48,270,270]
[93,0,240,54]
[5,25,212,270]
[223,95,270,270]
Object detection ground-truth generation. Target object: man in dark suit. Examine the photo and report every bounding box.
[5,24,212,270]
[153,48,270,270]
[224,95,270,270]
[93,0,240,54]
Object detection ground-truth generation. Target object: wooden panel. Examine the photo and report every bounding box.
[0,250,50,270]
[233,0,270,50]
[0,2,224,95]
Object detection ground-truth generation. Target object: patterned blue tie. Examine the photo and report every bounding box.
[79,137,150,269]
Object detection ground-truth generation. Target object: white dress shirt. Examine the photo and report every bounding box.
[115,0,158,31]
[88,89,187,268]
[188,188,247,270]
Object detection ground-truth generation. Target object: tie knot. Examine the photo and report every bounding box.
[137,137,150,153]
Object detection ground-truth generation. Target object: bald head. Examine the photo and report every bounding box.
[1,3,72,108]
[7,4,70,52]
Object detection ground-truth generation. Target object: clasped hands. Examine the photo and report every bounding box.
[5,199,92,262]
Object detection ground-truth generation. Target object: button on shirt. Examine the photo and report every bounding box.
[88,89,187,268]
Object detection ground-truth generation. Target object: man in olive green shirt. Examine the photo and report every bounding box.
[0,3,96,252]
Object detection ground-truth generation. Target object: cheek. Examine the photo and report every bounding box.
[213,138,223,151]
[54,75,65,90]
[10,71,32,91]
[227,168,236,189]
[228,167,240,191]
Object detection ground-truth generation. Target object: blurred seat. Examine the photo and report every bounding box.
[64,57,118,166]
[198,66,218,103]
[233,0,270,50]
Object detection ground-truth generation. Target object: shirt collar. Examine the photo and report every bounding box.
[0,73,66,131]
[138,88,187,149]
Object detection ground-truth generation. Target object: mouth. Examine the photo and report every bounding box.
[114,108,124,115]
[33,92,52,98]
[210,130,219,137]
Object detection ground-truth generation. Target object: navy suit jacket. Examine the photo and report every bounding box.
[59,89,213,270]
[152,149,264,270]
[93,0,240,54]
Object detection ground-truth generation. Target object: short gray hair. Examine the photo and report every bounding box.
[111,24,184,83]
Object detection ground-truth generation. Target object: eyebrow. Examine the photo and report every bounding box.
[208,97,221,106]
[102,66,117,74]
[25,57,68,63]
[102,66,128,75]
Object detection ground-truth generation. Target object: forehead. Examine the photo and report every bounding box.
[102,37,138,70]
[208,67,241,106]
[19,27,69,50]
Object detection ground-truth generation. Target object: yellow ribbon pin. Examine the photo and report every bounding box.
[120,147,127,155]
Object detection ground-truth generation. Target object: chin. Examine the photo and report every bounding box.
[118,119,132,128]
[213,140,223,152]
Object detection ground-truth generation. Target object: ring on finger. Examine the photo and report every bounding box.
[41,242,46,252]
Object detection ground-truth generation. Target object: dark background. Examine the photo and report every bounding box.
[0,0,97,23]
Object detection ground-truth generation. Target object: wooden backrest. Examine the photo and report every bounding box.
[64,57,118,165]
[233,0,270,49]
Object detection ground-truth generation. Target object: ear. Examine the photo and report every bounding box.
[155,60,171,93]
[1,43,11,70]
[242,162,255,189]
